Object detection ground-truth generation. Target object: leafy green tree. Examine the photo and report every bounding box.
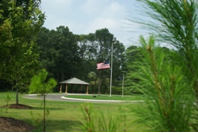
[37,26,80,83]
[75,35,90,80]
[0,0,45,104]
[87,71,97,93]
[29,69,57,132]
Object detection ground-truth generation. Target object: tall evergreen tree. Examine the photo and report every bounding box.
[129,36,194,131]
[128,0,198,131]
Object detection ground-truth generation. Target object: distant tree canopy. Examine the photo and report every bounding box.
[37,26,79,82]
[37,27,126,93]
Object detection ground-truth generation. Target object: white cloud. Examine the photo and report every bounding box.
[81,0,107,14]
[81,1,128,40]
[41,0,142,47]
[102,2,126,18]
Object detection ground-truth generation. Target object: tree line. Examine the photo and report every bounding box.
[0,0,135,95]
[36,26,126,94]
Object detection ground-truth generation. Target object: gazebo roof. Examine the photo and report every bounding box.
[60,77,89,85]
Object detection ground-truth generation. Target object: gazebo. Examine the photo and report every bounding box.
[59,77,90,94]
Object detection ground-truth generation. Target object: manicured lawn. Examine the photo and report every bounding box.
[65,94,145,100]
[0,92,148,132]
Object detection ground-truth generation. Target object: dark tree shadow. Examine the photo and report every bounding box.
[27,119,82,132]
[33,107,64,110]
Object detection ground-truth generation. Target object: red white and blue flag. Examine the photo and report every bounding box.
[97,61,110,70]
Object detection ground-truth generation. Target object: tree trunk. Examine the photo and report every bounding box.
[16,88,19,105]
[43,95,46,132]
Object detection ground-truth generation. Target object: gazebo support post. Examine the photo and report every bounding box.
[65,84,68,94]
[59,84,62,93]
[86,85,89,94]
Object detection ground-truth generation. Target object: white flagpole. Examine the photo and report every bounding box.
[110,42,113,97]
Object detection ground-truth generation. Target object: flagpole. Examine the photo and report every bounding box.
[110,42,113,97]
[98,70,102,95]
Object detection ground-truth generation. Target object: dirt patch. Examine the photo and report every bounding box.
[9,104,33,109]
[1,104,33,109]
[0,117,34,132]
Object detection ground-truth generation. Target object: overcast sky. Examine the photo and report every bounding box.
[40,0,148,47]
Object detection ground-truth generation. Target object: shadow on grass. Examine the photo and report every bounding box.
[0,104,64,111]
[25,119,82,132]
[32,107,65,110]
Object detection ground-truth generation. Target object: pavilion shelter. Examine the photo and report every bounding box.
[59,77,90,94]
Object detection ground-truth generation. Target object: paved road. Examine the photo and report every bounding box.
[23,93,144,103]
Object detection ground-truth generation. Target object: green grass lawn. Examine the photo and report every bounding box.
[0,92,149,132]
[65,94,145,100]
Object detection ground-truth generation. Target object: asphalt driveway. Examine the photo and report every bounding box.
[23,93,144,103]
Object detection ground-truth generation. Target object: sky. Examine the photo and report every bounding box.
[40,0,148,47]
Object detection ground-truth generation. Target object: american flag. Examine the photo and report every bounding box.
[97,61,110,70]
